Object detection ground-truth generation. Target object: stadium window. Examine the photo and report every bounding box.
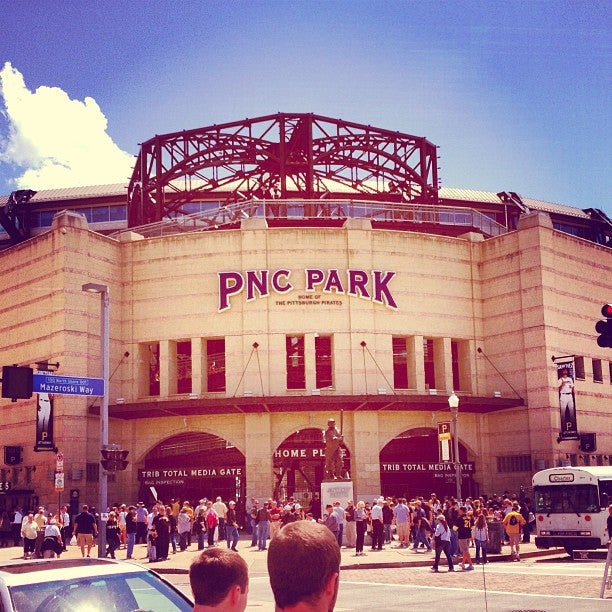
[109,205,127,221]
[177,340,192,394]
[592,358,603,383]
[148,343,160,396]
[286,335,305,390]
[423,338,435,390]
[451,341,460,391]
[609,362,612,385]
[86,462,99,483]
[206,338,226,392]
[315,335,333,389]
[496,455,532,473]
[392,337,409,389]
[574,356,585,380]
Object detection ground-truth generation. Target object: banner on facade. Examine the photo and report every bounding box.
[556,358,579,440]
[35,392,55,451]
[138,465,243,487]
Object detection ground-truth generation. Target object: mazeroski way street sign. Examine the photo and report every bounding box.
[32,373,105,396]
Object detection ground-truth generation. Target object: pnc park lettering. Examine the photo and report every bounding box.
[218,268,397,311]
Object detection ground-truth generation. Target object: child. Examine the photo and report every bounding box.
[147,528,157,562]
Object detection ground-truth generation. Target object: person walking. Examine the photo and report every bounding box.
[225,500,240,551]
[502,502,526,561]
[354,501,367,556]
[431,515,454,572]
[473,512,489,564]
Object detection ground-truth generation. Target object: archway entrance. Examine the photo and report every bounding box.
[273,428,351,507]
[379,428,476,500]
[138,432,245,507]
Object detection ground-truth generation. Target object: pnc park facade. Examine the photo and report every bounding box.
[0,113,611,515]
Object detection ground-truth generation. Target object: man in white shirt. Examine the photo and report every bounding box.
[370,497,384,551]
[213,497,228,542]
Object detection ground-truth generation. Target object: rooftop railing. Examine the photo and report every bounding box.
[111,199,508,240]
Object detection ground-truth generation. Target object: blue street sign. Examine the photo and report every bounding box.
[32,373,105,397]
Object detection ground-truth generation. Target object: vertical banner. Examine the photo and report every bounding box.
[438,421,453,462]
[556,359,579,440]
[35,392,55,451]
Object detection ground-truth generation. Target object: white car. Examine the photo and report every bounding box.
[0,557,193,611]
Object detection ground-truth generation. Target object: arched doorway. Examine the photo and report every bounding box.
[379,428,476,500]
[273,428,351,506]
[138,432,245,507]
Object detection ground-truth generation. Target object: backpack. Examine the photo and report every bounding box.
[509,514,518,526]
[206,511,218,528]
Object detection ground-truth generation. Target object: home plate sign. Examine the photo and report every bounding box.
[32,373,105,397]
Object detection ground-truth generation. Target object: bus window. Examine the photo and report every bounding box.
[533,484,600,514]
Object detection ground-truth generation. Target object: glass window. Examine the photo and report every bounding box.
[148,343,160,396]
[533,484,600,514]
[109,204,127,221]
[392,337,408,389]
[286,335,305,389]
[86,462,99,483]
[177,341,192,394]
[574,356,585,380]
[451,341,460,391]
[423,338,435,390]
[91,207,109,223]
[496,455,532,473]
[592,359,603,383]
[207,339,225,392]
[315,335,333,388]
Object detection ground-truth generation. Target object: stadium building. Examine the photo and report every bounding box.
[0,113,610,515]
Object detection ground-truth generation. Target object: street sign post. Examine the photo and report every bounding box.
[32,373,104,397]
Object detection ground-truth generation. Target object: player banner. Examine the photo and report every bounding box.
[556,359,579,441]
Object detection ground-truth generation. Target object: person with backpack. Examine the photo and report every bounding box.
[502,502,526,561]
[431,515,454,572]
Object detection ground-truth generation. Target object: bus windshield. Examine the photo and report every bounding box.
[533,484,601,514]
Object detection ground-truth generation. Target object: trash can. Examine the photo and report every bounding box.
[487,519,504,554]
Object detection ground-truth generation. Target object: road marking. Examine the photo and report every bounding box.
[339,579,607,601]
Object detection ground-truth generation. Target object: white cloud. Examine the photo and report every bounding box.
[0,62,133,189]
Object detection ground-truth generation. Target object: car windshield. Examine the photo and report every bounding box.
[9,570,192,612]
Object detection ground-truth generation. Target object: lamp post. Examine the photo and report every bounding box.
[448,391,462,501]
[82,282,109,558]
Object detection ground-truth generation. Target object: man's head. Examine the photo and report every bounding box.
[190,548,248,611]
[268,520,340,611]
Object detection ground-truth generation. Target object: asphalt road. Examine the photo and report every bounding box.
[168,557,612,611]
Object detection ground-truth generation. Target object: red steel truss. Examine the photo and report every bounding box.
[127,113,439,226]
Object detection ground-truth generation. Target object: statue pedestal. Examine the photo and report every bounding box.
[320,479,354,517]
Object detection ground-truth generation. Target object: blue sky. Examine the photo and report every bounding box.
[0,0,610,215]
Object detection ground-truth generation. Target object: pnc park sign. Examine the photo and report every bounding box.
[218,268,397,312]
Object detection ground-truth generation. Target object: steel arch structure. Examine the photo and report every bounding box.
[127,113,439,226]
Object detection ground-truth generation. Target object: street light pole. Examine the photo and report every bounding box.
[448,391,462,501]
[82,283,109,558]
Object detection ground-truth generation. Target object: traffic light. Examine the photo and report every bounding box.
[100,448,129,472]
[595,304,612,348]
[1,365,33,401]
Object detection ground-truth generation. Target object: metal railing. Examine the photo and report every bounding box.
[110,199,507,240]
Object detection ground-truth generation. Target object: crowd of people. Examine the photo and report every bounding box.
[3,489,537,566]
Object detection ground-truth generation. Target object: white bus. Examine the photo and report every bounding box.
[532,466,612,554]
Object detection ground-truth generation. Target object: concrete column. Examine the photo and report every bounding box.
[352,412,381,498]
[435,337,454,393]
[244,413,274,500]
[159,340,175,396]
[191,338,204,395]
[409,335,426,393]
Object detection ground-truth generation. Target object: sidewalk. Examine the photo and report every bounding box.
[0,536,566,575]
